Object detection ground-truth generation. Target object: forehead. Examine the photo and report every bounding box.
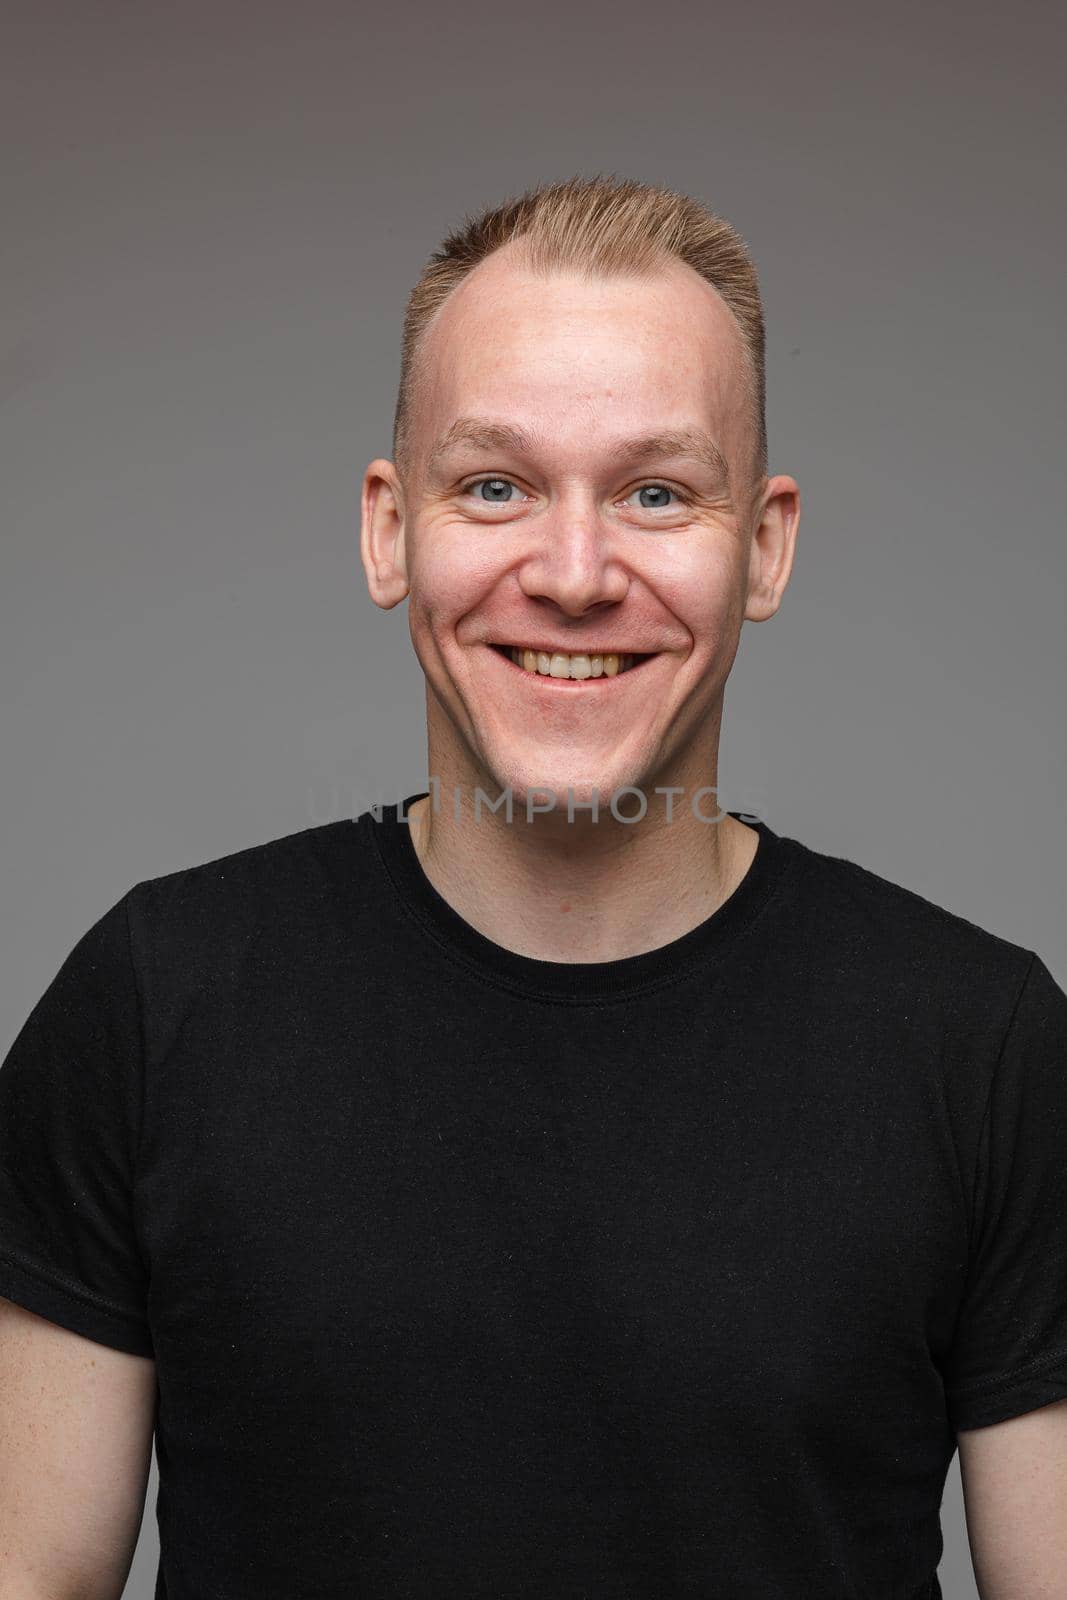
[413,246,749,453]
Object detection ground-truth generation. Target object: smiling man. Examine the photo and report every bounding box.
[360,220,792,964]
[1,176,1066,1600]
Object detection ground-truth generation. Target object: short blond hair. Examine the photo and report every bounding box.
[392,172,767,495]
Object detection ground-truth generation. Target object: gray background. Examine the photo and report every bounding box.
[3,1,1065,1594]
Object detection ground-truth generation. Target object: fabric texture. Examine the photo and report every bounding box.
[1,794,1065,1599]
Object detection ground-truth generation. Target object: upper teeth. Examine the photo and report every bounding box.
[506,648,639,679]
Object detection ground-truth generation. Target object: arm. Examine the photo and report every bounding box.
[0,1296,156,1600]
[958,1397,1067,1599]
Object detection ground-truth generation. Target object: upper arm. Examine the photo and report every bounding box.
[0,1295,157,1600]
[958,1398,1067,1599]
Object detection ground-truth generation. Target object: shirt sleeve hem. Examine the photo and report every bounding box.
[947,1345,1067,1430]
[0,1248,154,1357]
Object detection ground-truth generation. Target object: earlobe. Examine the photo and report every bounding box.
[360,458,410,610]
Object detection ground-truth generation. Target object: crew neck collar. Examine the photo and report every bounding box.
[359,791,793,1005]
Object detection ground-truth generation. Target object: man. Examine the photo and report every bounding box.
[1,175,1064,1599]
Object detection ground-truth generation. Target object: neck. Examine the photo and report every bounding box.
[404,784,759,965]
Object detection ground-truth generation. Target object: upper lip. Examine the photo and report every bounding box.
[492,642,655,655]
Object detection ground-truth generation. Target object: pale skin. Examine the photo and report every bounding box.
[361,241,800,963]
[0,1295,156,1597]
[957,1400,1067,1597]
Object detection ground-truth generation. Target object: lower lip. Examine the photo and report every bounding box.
[488,645,659,686]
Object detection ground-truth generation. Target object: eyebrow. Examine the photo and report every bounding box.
[426,416,731,487]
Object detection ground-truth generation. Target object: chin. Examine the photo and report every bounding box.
[472,756,651,821]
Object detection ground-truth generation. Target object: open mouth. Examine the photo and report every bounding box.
[489,643,657,682]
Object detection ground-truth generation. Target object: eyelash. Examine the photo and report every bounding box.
[460,476,692,508]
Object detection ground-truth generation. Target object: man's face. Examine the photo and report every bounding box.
[362,242,798,815]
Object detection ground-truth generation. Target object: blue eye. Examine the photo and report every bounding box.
[627,484,681,509]
[467,477,522,503]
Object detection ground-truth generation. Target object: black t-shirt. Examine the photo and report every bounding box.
[2,795,1066,1600]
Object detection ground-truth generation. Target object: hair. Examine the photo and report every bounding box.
[391,172,768,500]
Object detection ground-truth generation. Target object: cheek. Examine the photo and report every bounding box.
[406,521,503,631]
[649,547,743,638]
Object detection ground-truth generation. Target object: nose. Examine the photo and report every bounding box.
[515,493,631,616]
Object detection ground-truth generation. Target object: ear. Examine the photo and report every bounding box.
[744,474,800,623]
[360,458,410,609]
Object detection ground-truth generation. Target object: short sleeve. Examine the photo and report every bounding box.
[0,889,153,1356]
[944,952,1067,1430]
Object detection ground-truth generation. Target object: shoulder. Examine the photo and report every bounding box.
[122,819,367,988]
[775,824,1038,1022]
[128,817,357,914]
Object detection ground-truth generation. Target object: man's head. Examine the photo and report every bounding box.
[361,174,799,819]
